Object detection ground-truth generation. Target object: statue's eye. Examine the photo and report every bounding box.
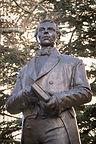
[48,27,55,31]
[39,27,45,32]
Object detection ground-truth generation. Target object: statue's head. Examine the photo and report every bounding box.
[34,19,61,47]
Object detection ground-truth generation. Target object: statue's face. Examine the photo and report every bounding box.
[37,22,56,47]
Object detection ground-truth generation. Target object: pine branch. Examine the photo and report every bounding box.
[68,27,77,47]
[1,0,45,34]
[0,27,24,34]
[0,112,21,119]
[22,0,45,27]
[22,5,38,27]
[13,0,30,13]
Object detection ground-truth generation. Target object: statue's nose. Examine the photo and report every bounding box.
[44,28,49,34]
[44,31,48,34]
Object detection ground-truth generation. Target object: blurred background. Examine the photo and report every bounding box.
[0,0,96,143]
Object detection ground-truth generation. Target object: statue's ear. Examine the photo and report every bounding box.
[56,26,61,40]
[36,35,40,44]
[34,27,40,44]
[56,26,61,45]
[34,27,38,39]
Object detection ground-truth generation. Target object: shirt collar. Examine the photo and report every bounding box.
[36,47,60,57]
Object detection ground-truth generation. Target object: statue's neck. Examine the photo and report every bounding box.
[40,46,54,51]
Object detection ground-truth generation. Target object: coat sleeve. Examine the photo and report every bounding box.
[6,69,29,114]
[56,60,92,113]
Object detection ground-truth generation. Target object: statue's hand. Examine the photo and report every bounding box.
[22,86,38,104]
[40,92,60,116]
[23,86,32,95]
[47,94,59,110]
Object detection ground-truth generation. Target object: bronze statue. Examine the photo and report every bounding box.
[6,19,92,144]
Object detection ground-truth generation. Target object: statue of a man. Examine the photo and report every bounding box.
[6,19,92,144]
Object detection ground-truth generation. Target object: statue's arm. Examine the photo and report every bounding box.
[47,60,92,113]
[6,70,38,114]
[6,71,26,114]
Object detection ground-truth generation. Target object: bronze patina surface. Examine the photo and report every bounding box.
[6,19,92,144]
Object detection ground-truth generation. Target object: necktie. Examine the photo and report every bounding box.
[36,49,51,56]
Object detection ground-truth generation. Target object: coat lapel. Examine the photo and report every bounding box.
[37,54,60,80]
[28,48,60,81]
[27,56,37,81]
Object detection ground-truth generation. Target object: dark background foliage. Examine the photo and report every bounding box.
[0,0,96,143]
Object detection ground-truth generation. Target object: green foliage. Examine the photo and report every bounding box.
[76,104,96,144]
[0,44,34,143]
[53,0,96,57]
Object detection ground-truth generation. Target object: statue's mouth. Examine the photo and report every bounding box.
[42,36,50,40]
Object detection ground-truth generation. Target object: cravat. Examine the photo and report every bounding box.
[36,49,51,56]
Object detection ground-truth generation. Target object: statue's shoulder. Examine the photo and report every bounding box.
[19,64,27,76]
[60,54,82,65]
[19,57,35,74]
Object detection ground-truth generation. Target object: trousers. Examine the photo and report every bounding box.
[22,116,70,144]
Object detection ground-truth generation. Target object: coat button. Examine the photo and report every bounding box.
[49,81,53,85]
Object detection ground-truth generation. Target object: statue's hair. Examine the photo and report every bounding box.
[40,19,54,25]
[34,18,61,41]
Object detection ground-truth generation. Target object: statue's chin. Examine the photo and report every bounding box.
[40,41,54,47]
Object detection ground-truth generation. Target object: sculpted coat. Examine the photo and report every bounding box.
[6,48,92,144]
